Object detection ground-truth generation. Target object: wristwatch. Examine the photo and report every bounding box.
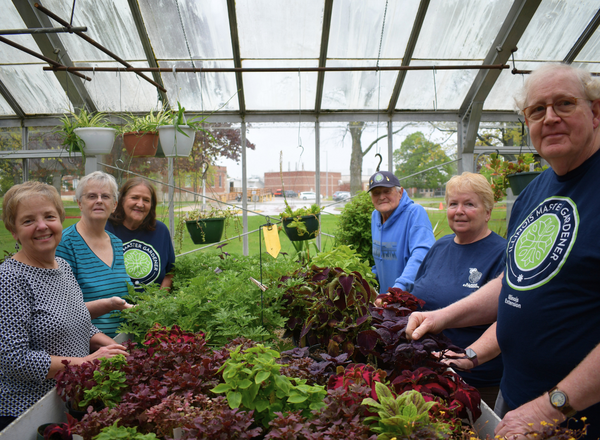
[548,387,577,417]
[465,348,478,368]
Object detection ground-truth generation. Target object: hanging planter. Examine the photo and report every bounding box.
[73,127,116,155]
[282,215,320,241]
[122,131,159,157]
[185,217,226,244]
[507,171,542,195]
[158,125,195,157]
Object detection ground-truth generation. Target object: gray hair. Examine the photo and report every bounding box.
[76,171,119,202]
[515,63,600,113]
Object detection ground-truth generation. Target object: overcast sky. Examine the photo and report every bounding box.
[215,121,458,181]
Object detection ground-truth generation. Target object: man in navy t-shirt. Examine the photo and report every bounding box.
[406,63,600,439]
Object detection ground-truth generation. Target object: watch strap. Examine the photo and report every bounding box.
[465,348,479,368]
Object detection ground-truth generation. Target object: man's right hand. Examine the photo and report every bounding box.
[405,311,445,340]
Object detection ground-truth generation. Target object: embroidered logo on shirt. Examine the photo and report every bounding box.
[462,268,482,288]
[122,240,161,286]
[506,197,578,290]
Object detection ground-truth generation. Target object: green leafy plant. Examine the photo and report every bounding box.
[211,344,327,427]
[119,253,297,345]
[93,422,158,440]
[80,354,128,410]
[362,382,452,440]
[335,191,375,266]
[118,109,170,134]
[479,153,547,202]
[55,108,111,157]
[309,245,377,288]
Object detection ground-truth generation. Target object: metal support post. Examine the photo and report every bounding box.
[315,121,321,251]
[387,120,393,171]
[241,120,248,256]
[21,126,28,182]
[168,157,174,240]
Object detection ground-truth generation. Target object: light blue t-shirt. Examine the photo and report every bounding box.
[56,224,131,338]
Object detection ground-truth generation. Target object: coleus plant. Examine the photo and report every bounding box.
[280,265,378,359]
[211,344,327,428]
[362,382,453,440]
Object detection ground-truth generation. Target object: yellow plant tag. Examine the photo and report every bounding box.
[262,224,281,258]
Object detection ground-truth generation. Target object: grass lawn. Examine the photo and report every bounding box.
[0,198,508,258]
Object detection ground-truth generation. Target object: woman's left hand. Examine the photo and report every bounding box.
[439,349,474,371]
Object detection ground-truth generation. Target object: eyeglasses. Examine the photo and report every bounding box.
[83,193,113,202]
[523,97,590,122]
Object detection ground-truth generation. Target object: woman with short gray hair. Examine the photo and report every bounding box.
[56,171,132,338]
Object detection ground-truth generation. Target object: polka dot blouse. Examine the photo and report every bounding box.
[0,257,100,418]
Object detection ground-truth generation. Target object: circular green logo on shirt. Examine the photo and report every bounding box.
[123,249,153,279]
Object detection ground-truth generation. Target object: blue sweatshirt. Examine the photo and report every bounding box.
[371,192,435,293]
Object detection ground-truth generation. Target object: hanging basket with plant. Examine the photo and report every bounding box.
[55,108,116,159]
[175,207,241,252]
[479,152,547,202]
[158,102,211,158]
[280,203,322,242]
[118,109,170,158]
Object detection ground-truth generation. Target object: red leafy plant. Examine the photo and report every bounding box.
[55,359,100,411]
[375,286,426,315]
[327,363,386,407]
[280,265,378,359]
[43,422,72,440]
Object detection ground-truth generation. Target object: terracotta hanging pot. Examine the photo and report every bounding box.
[123,131,159,157]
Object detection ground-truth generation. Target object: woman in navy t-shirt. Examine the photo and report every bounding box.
[107,178,176,291]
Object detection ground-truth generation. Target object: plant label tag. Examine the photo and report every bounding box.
[262,225,280,258]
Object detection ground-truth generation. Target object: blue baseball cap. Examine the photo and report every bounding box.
[368,171,401,192]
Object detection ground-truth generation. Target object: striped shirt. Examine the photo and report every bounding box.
[56,224,131,337]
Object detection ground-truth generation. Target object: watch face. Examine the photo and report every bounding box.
[550,391,567,407]
[465,348,476,360]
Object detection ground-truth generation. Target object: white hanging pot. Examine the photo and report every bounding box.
[74,127,116,155]
[157,125,195,157]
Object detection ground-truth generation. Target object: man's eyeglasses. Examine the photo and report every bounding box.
[83,193,113,202]
[523,97,589,122]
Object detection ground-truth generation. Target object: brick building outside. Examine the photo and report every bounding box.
[264,171,342,197]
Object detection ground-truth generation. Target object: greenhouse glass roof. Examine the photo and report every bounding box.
[1,0,599,125]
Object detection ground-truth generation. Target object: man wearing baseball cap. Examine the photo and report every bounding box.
[368,170,435,294]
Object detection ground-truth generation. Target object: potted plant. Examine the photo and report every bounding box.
[119,109,170,158]
[279,202,322,242]
[55,109,116,158]
[479,152,547,202]
[157,102,209,157]
[174,206,241,252]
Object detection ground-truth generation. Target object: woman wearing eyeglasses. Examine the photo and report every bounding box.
[56,171,132,338]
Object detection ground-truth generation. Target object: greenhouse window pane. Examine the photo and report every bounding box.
[79,62,158,113]
[160,61,239,113]
[396,61,480,110]
[574,27,600,63]
[0,93,16,117]
[43,0,145,62]
[0,66,71,115]
[413,0,513,60]
[513,0,600,61]
[321,60,397,111]
[139,0,233,60]
[242,60,317,111]
[1,0,44,63]
[237,0,323,59]
[328,0,416,59]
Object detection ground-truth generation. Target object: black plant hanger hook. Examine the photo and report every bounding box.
[375,153,383,172]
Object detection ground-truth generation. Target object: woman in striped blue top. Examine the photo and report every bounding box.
[56,171,133,338]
